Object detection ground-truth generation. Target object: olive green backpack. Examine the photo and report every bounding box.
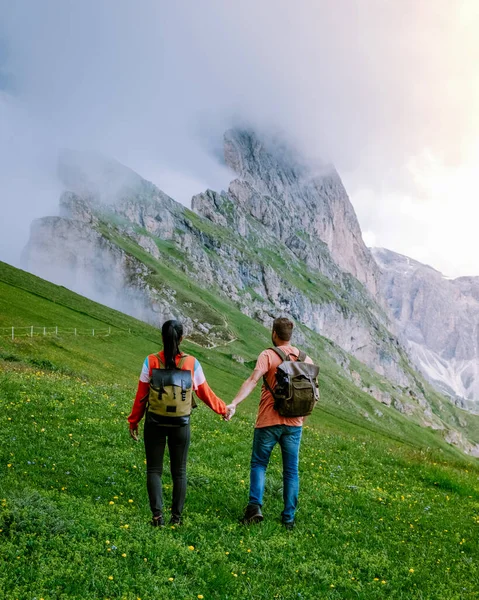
[148,354,195,420]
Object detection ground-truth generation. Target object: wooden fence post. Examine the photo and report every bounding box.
[12,327,14,341]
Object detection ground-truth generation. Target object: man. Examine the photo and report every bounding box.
[225,317,314,530]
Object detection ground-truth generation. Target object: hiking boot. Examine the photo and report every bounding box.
[241,503,264,524]
[169,515,182,526]
[150,513,165,527]
[282,520,295,531]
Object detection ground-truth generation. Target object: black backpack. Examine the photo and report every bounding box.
[263,347,320,417]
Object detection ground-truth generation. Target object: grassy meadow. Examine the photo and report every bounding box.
[1,261,479,599]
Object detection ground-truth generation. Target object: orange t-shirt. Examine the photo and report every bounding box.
[254,345,313,428]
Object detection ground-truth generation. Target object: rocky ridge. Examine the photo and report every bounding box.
[372,247,479,411]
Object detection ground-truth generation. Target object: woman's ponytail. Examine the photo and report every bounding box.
[162,319,183,369]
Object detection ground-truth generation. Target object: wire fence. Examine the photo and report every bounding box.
[0,326,117,340]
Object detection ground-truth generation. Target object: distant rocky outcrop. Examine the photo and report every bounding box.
[22,207,173,326]
[372,247,479,411]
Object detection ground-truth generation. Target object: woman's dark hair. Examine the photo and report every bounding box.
[162,319,184,369]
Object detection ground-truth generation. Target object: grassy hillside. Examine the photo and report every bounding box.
[1,261,479,599]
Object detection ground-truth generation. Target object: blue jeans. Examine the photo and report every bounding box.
[249,425,302,522]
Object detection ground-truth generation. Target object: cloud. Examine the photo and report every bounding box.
[357,146,479,277]
[1,0,479,275]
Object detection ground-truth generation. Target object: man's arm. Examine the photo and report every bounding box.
[225,368,264,421]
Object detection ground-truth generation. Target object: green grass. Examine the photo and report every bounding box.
[1,261,479,599]
[2,370,479,600]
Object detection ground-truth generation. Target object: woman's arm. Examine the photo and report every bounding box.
[195,381,227,416]
[193,359,227,416]
[128,358,150,440]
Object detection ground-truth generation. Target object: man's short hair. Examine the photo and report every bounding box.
[273,317,294,342]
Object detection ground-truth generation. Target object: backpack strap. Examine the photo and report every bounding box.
[153,353,191,370]
[263,376,275,397]
[269,347,290,362]
[263,347,289,395]
[269,347,306,362]
[147,353,163,377]
[178,355,196,379]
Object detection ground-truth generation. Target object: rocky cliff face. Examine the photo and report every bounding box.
[372,247,479,411]
[220,130,380,297]
[23,129,453,423]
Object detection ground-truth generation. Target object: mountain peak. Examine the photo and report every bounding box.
[217,128,380,296]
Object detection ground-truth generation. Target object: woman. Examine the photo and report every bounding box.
[128,319,227,526]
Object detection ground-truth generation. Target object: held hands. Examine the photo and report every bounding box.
[129,426,139,441]
[223,404,236,421]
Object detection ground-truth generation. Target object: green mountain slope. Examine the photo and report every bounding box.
[1,261,479,599]
[1,259,476,455]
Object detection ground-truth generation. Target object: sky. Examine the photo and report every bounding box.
[1,0,478,277]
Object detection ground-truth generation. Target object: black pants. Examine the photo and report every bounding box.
[144,419,191,518]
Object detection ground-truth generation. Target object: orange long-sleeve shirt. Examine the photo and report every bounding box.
[128,351,226,428]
